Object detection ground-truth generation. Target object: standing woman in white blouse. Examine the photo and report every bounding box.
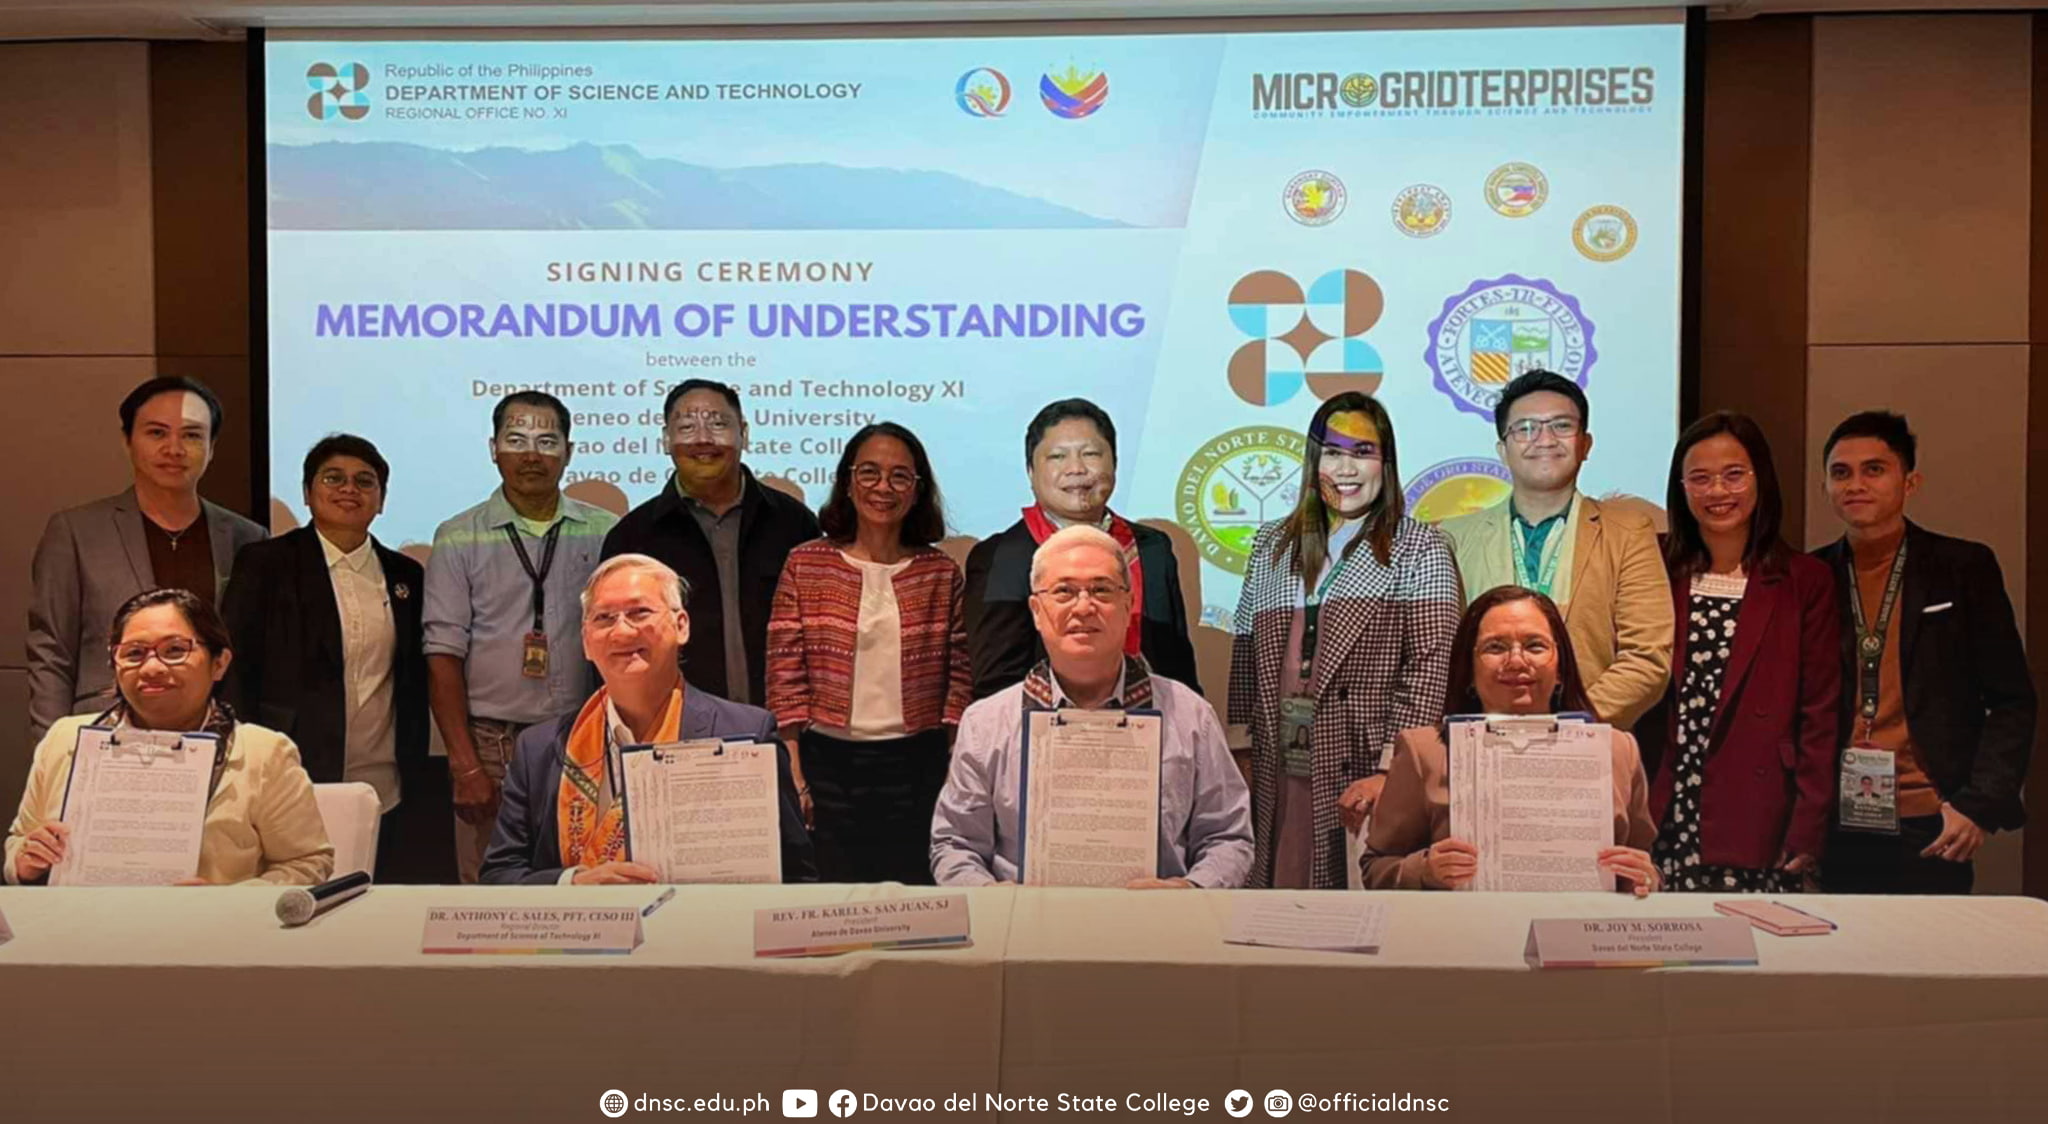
[766,423,971,883]
[1648,411,1840,893]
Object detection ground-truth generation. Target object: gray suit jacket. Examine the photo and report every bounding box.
[26,488,267,739]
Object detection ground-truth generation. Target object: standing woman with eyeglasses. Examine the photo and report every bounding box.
[1229,393,1464,889]
[220,434,455,883]
[6,588,334,885]
[766,423,970,883]
[1647,412,1840,892]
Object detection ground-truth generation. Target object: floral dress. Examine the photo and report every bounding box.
[1652,571,1799,893]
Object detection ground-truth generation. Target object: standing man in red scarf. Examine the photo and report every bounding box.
[964,399,1201,700]
[479,553,815,885]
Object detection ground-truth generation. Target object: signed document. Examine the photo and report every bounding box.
[1021,709,1161,887]
[1449,716,1614,892]
[621,739,780,884]
[52,726,213,887]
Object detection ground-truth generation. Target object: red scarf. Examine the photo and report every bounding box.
[1022,505,1145,658]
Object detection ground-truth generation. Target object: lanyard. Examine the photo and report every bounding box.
[503,520,565,635]
[1509,496,1573,598]
[1297,548,1354,686]
[1847,538,1909,736]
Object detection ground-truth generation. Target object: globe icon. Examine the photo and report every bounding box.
[600,1090,629,1117]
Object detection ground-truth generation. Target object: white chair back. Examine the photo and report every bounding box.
[312,782,382,881]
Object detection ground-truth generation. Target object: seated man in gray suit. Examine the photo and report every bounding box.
[480,553,816,885]
[26,376,267,739]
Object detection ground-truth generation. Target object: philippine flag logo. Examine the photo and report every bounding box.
[955,67,1011,117]
[1040,66,1109,119]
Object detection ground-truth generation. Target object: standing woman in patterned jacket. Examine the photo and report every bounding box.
[766,422,971,884]
[1229,392,1464,889]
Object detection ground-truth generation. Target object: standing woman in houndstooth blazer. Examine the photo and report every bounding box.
[1229,393,1464,889]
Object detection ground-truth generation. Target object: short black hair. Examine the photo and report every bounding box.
[663,379,742,421]
[119,376,224,439]
[1823,410,1917,472]
[1023,398,1117,465]
[1492,369,1589,440]
[492,390,572,442]
[302,433,391,492]
[818,422,948,546]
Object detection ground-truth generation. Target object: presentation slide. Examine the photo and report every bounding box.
[264,20,1685,625]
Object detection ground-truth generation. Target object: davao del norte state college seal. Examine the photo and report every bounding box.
[1424,274,1596,421]
[1177,426,1306,575]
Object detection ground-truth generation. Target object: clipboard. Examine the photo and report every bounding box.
[1017,706,1161,885]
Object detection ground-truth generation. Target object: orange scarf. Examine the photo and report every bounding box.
[556,686,683,869]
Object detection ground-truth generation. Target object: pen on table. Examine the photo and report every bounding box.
[643,887,677,918]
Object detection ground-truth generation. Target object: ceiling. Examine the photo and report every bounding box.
[0,0,2038,41]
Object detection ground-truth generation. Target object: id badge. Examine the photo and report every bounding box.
[1279,695,1315,778]
[521,631,549,679]
[1837,746,1899,834]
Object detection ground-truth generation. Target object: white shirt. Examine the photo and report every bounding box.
[319,530,399,813]
[840,553,912,741]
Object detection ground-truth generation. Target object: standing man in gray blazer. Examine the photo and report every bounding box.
[26,376,267,739]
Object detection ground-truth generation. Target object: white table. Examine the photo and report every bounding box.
[6,887,2048,1123]
[0,884,1014,1123]
[1000,891,2048,1122]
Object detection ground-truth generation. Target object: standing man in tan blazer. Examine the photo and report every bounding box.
[1440,370,1672,729]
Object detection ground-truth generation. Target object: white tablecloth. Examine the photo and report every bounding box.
[1000,891,2048,1122]
[5,887,2047,1123]
[0,884,1013,1123]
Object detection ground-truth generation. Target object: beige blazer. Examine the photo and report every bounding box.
[1361,724,1654,890]
[5,715,334,887]
[1439,493,1673,729]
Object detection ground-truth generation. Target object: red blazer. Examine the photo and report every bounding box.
[1650,550,1841,869]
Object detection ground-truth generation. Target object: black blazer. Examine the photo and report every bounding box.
[478,684,817,884]
[1811,522,2037,831]
[600,470,820,703]
[219,527,430,784]
[963,517,1201,700]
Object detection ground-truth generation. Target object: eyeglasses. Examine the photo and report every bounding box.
[1476,638,1555,661]
[112,639,199,668]
[1033,582,1129,606]
[1502,416,1582,445]
[852,464,919,492]
[316,469,382,492]
[496,433,565,455]
[1682,467,1754,495]
[584,606,661,631]
[667,411,736,440]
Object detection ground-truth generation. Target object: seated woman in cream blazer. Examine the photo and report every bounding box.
[1361,585,1657,894]
[6,588,333,887]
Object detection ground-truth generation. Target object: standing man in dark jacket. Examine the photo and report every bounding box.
[221,434,453,883]
[964,398,1200,700]
[1812,411,2036,893]
[600,379,820,706]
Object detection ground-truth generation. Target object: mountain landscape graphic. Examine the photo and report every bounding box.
[269,140,1127,231]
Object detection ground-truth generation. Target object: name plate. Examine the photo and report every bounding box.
[1525,916,1758,969]
[754,893,972,958]
[422,906,643,955]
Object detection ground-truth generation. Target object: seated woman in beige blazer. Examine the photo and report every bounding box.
[6,588,333,886]
[1361,585,1658,895]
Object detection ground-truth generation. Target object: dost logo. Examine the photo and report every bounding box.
[306,62,371,122]
[1226,268,1387,407]
[955,67,1012,117]
[1040,65,1109,119]
[1177,426,1305,576]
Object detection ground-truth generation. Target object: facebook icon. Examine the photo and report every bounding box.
[828,1089,858,1118]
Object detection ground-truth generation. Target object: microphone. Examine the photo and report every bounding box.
[276,869,372,927]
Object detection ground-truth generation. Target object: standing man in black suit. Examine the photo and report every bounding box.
[601,379,820,707]
[1812,411,2036,893]
[964,398,1200,700]
[221,434,453,883]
